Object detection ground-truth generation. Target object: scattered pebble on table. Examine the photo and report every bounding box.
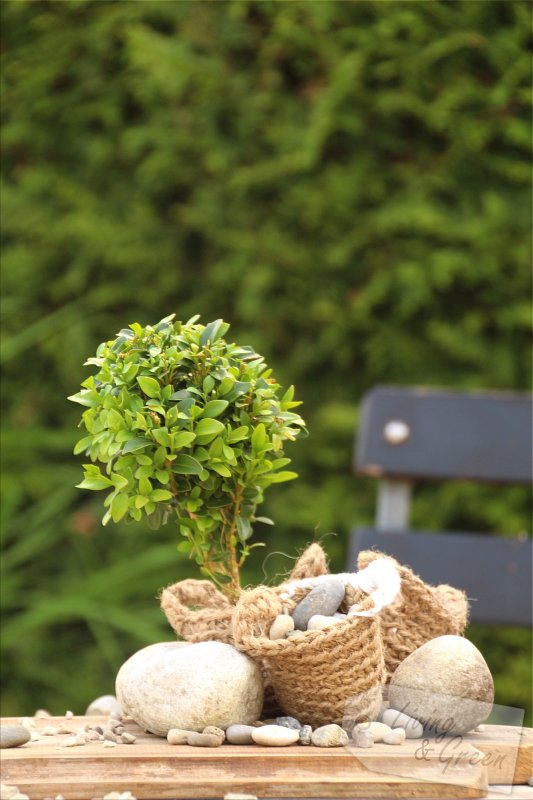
[251,724,300,746]
[311,724,349,747]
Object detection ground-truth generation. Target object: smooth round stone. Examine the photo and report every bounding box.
[306,614,342,631]
[0,724,31,749]
[116,641,263,737]
[311,724,349,748]
[269,614,294,640]
[186,732,222,747]
[275,716,301,730]
[389,636,494,735]
[291,578,346,630]
[251,725,299,746]
[85,695,122,717]
[355,721,391,743]
[352,728,374,748]
[167,728,193,745]
[203,725,225,742]
[382,709,424,739]
[299,724,312,745]
[383,728,406,745]
[226,724,255,744]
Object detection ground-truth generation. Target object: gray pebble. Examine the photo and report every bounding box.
[292,578,346,630]
[275,716,301,731]
[0,724,31,749]
[187,732,223,747]
[527,775,533,787]
[311,724,349,748]
[299,724,312,745]
[225,724,255,745]
[121,732,136,744]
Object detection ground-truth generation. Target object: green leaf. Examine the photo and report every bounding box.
[122,437,151,453]
[201,399,229,419]
[76,476,114,491]
[210,463,232,477]
[111,493,130,523]
[251,422,266,454]
[73,435,94,455]
[236,515,252,542]
[255,516,275,525]
[172,454,203,475]
[200,318,229,346]
[150,489,173,502]
[152,428,171,447]
[67,390,99,408]
[177,540,194,554]
[269,470,299,483]
[195,418,225,444]
[155,469,170,483]
[227,425,249,443]
[134,495,149,509]
[137,376,161,398]
[107,408,123,430]
[173,431,196,449]
[138,476,152,495]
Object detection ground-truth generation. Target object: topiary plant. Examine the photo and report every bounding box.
[69,314,306,599]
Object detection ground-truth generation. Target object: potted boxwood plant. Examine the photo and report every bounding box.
[69,314,307,600]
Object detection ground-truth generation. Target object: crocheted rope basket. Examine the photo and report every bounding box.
[231,580,386,729]
[159,543,329,718]
[357,549,469,679]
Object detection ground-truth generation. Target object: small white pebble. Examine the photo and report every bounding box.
[0,784,20,800]
[352,727,374,748]
[18,717,36,729]
[383,728,406,745]
[60,734,86,747]
[65,710,74,718]
[30,731,41,742]
[528,775,533,787]
[57,723,73,734]
[10,794,30,800]
[307,614,343,631]
[355,721,391,742]
[41,725,59,736]
[55,795,65,800]
[269,614,295,639]
[102,739,117,748]
[34,708,51,718]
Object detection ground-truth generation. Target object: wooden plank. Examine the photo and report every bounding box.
[1,715,487,800]
[467,725,533,785]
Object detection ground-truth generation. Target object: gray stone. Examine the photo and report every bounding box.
[251,725,299,746]
[203,725,225,742]
[275,716,301,730]
[186,732,223,747]
[85,695,122,717]
[388,636,494,735]
[383,728,406,745]
[225,724,255,744]
[527,776,533,787]
[311,724,349,747]
[269,614,294,640]
[291,578,346,630]
[116,641,263,737]
[0,724,31,749]
[382,709,424,739]
[299,724,312,745]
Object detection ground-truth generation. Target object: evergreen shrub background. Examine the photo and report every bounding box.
[1,0,531,722]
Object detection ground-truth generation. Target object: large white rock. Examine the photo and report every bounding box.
[116,641,263,736]
[388,635,494,735]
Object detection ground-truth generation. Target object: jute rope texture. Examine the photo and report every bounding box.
[357,549,468,678]
[231,580,385,728]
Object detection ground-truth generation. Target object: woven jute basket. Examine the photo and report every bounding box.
[231,580,386,729]
[357,549,469,679]
[159,543,329,717]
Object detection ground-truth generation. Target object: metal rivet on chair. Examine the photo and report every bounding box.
[383,420,410,445]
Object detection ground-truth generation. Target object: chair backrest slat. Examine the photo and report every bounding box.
[355,386,533,484]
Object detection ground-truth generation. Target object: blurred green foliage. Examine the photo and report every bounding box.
[1,0,531,723]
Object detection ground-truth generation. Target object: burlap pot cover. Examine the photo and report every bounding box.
[232,581,386,729]
[159,543,330,718]
[357,549,469,679]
